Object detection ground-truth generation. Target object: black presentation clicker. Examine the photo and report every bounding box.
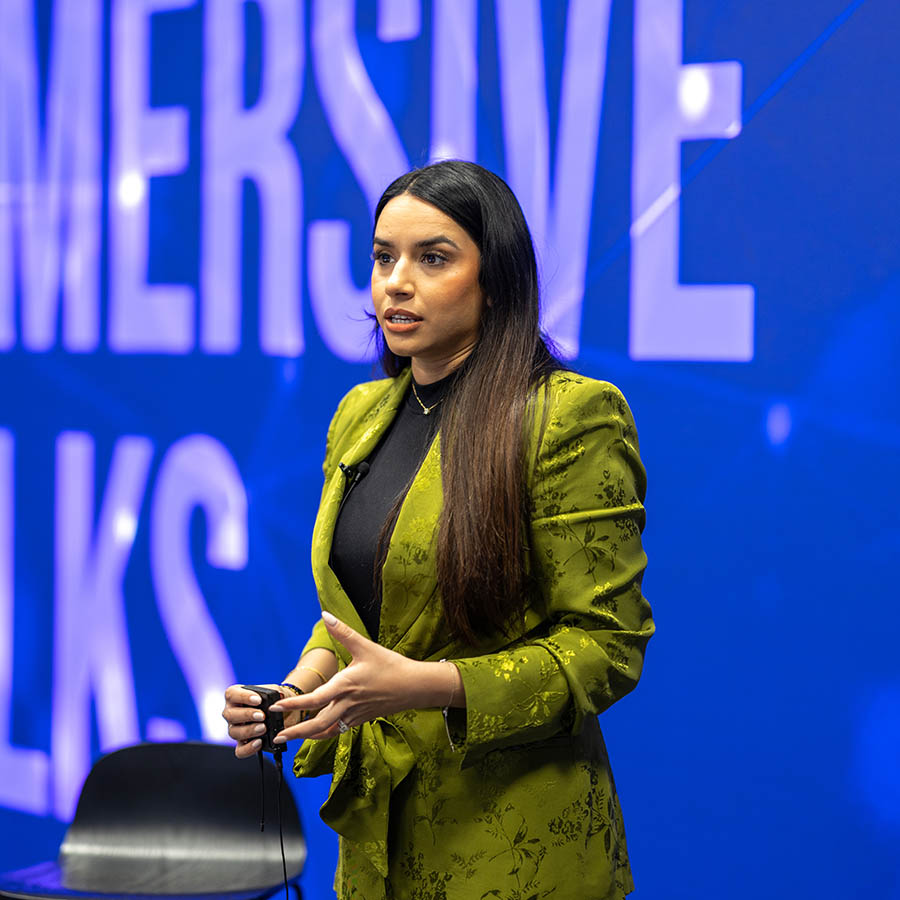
[241,684,285,753]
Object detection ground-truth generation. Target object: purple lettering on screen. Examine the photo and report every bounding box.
[0,0,101,353]
[308,221,379,362]
[202,0,304,356]
[630,0,754,360]
[145,716,188,743]
[311,0,413,213]
[0,430,50,815]
[52,433,151,820]
[377,0,421,42]
[308,0,413,363]
[496,0,612,359]
[150,436,244,743]
[108,0,196,354]
[430,0,477,162]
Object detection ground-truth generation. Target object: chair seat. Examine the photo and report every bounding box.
[0,742,305,899]
[0,859,281,900]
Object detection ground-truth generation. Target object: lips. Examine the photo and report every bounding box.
[382,307,423,334]
[384,307,422,323]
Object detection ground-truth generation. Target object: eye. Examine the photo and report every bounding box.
[371,250,393,265]
[421,252,447,266]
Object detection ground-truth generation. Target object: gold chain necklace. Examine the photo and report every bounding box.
[410,381,444,416]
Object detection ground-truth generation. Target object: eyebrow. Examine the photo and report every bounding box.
[372,234,462,251]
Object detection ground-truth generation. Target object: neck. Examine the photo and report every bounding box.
[410,346,475,385]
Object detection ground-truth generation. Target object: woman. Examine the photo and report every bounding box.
[223,160,653,900]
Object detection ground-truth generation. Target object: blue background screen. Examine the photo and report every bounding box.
[1,1,898,897]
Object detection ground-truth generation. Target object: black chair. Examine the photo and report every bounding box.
[0,742,305,899]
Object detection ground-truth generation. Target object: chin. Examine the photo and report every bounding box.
[382,334,417,357]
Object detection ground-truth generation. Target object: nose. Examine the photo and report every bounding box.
[385,257,413,297]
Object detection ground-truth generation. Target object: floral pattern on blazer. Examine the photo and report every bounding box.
[292,368,654,900]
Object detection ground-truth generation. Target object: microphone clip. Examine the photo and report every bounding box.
[339,461,369,486]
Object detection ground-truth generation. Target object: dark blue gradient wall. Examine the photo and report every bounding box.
[1,1,898,897]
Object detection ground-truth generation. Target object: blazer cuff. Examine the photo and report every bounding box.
[442,644,571,766]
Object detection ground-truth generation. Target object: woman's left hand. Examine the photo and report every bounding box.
[269,611,452,743]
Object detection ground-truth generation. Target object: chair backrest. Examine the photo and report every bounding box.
[54,741,305,895]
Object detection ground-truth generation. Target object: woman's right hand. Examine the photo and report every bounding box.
[222,684,297,759]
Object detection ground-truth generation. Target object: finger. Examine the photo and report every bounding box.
[228,722,268,743]
[286,721,344,742]
[320,610,370,658]
[269,681,337,714]
[223,705,267,725]
[224,714,266,735]
[274,720,342,743]
[224,685,263,706]
[273,703,350,744]
[234,738,262,759]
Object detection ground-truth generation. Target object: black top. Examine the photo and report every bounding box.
[329,371,456,640]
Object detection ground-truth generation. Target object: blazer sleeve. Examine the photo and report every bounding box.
[446,378,654,763]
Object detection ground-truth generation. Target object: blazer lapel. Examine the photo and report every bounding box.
[311,372,411,645]
[376,430,449,658]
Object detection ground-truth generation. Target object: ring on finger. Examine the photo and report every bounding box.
[337,719,350,734]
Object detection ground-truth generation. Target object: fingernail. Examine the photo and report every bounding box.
[273,734,286,744]
[322,610,338,626]
[251,739,262,748]
[269,704,282,712]
[252,711,264,721]
[253,724,266,735]
[248,694,261,705]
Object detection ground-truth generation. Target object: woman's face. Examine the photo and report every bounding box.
[372,193,485,384]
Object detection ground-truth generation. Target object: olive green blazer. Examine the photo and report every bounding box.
[293,368,654,900]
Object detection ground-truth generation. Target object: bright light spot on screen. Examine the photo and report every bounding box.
[117,171,146,208]
[678,67,712,121]
[765,402,792,446]
[113,509,138,544]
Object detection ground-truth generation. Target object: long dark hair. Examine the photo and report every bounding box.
[373,160,560,644]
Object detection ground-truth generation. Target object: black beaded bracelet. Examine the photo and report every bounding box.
[280,682,304,696]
